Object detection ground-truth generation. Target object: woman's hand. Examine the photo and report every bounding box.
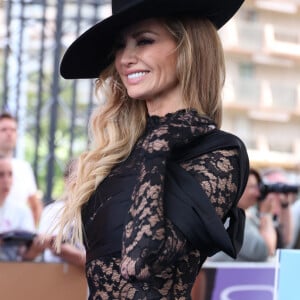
[143,110,215,155]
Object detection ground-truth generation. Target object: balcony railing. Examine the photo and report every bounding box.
[220,19,300,60]
[220,20,264,53]
[223,77,300,112]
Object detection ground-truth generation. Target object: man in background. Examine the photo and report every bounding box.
[0,112,42,226]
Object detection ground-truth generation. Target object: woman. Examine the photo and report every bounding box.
[0,155,36,261]
[22,158,85,268]
[56,0,249,299]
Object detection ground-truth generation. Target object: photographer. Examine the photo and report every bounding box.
[259,168,296,248]
[210,167,298,263]
[209,168,277,262]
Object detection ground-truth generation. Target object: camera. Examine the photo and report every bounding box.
[259,182,300,200]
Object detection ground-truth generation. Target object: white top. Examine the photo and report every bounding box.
[0,200,36,233]
[0,200,36,261]
[38,201,85,263]
[38,201,64,263]
[6,158,37,205]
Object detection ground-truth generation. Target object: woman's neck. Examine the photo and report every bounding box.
[146,98,185,117]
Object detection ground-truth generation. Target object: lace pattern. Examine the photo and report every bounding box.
[85,109,241,299]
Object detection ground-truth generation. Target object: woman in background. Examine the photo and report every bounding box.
[22,158,85,268]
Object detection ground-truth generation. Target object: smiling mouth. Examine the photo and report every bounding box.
[127,72,148,79]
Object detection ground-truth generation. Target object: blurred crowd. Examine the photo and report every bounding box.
[191,165,300,299]
[0,112,85,268]
[209,166,300,262]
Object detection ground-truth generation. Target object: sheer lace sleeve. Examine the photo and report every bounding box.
[120,110,239,281]
[120,153,186,281]
[180,148,240,219]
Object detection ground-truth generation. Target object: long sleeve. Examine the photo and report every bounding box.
[120,110,205,280]
[121,152,186,280]
[120,109,241,280]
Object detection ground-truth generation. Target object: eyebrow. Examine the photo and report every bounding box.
[131,29,159,38]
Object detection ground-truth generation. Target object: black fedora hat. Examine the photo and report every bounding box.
[60,0,244,79]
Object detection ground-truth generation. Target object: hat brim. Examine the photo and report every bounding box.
[60,0,244,79]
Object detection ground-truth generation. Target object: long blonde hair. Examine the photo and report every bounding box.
[55,17,225,248]
[168,17,225,126]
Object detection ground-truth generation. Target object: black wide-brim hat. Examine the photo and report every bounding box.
[60,0,244,79]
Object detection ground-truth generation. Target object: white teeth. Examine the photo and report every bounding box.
[128,72,147,79]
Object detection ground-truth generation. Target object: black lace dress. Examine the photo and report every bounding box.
[82,109,244,300]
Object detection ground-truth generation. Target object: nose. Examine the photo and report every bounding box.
[118,42,137,67]
[5,128,15,136]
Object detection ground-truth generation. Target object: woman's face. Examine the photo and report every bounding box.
[115,18,183,115]
[238,174,261,210]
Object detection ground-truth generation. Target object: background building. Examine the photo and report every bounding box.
[220,0,300,174]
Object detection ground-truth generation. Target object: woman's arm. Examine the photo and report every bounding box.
[121,152,187,280]
[49,242,86,268]
[120,110,242,280]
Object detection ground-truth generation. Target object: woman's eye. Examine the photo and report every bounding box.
[137,38,154,46]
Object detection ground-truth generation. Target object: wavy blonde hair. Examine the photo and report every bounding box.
[55,17,225,249]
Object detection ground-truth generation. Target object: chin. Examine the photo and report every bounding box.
[128,93,147,101]
[126,88,150,100]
